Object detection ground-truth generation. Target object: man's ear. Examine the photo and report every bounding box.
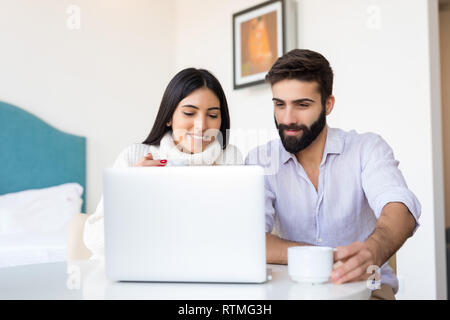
[325,95,335,116]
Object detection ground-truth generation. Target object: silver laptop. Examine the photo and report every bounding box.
[103,165,267,283]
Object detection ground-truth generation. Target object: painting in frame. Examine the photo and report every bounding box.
[233,0,286,90]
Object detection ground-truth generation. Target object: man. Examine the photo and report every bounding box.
[245,49,421,300]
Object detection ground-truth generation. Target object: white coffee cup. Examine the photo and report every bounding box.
[288,246,334,284]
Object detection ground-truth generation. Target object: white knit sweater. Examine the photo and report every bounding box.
[83,132,243,259]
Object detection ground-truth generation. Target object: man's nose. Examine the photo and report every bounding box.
[280,108,297,125]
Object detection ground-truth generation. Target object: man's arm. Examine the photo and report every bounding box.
[266,232,311,264]
[331,202,416,284]
[367,202,416,267]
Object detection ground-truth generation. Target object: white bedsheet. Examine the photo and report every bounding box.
[0,225,68,268]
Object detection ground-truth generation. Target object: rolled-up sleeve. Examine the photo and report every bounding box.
[361,135,421,234]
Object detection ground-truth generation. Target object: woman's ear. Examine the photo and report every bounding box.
[167,120,172,127]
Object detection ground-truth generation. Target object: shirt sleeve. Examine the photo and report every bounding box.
[263,178,276,233]
[245,152,276,233]
[361,135,421,235]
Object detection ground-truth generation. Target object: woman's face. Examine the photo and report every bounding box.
[170,87,222,153]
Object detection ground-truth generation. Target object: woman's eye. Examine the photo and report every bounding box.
[209,114,218,119]
[183,113,195,116]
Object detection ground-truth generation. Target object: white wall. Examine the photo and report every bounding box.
[174,0,447,299]
[0,0,176,214]
[174,0,281,156]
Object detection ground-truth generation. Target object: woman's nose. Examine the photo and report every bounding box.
[193,118,207,133]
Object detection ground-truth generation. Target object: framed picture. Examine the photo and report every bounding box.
[233,0,293,90]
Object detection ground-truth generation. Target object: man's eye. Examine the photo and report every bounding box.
[275,103,284,107]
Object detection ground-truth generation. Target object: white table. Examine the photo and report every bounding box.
[0,260,371,300]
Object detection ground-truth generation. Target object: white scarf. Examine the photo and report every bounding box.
[157,132,223,166]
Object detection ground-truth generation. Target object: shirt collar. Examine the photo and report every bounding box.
[279,126,345,165]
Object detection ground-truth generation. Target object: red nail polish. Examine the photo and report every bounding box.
[160,160,167,164]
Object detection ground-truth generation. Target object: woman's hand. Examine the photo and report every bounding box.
[135,153,167,167]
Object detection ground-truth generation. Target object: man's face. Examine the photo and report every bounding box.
[272,79,330,154]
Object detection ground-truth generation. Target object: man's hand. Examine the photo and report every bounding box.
[331,202,416,285]
[331,240,381,284]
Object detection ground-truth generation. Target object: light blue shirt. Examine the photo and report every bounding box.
[245,126,421,293]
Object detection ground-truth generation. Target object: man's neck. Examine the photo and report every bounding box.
[295,126,328,168]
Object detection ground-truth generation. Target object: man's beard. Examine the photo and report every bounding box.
[276,108,327,154]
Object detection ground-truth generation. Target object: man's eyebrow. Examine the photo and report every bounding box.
[293,98,315,103]
[182,105,220,111]
[272,98,315,103]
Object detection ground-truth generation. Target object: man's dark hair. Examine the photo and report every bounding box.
[265,49,334,107]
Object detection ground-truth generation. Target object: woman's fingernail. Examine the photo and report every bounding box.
[160,160,167,164]
[157,164,166,167]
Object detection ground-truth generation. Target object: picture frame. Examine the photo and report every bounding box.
[232,0,296,90]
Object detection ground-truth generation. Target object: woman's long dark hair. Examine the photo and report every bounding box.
[142,68,230,149]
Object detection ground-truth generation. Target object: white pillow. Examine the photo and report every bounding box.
[0,183,83,236]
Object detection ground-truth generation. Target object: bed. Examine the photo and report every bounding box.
[0,100,86,268]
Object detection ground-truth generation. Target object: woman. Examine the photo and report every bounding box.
[83,68,243,258]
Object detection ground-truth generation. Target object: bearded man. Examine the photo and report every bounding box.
[245,49,421,300]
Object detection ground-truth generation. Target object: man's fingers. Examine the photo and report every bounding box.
[332,248,374,283]
[331,254,363,282]
[333,261,344,270]
[334,263,371,284]
[334,242,363,261]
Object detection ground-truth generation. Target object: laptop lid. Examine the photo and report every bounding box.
[103,165,266,283]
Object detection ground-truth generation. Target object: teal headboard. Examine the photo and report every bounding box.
[0,101,86,212]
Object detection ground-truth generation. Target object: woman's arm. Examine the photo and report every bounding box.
[82,144,158,258]
[83,197,105,259]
